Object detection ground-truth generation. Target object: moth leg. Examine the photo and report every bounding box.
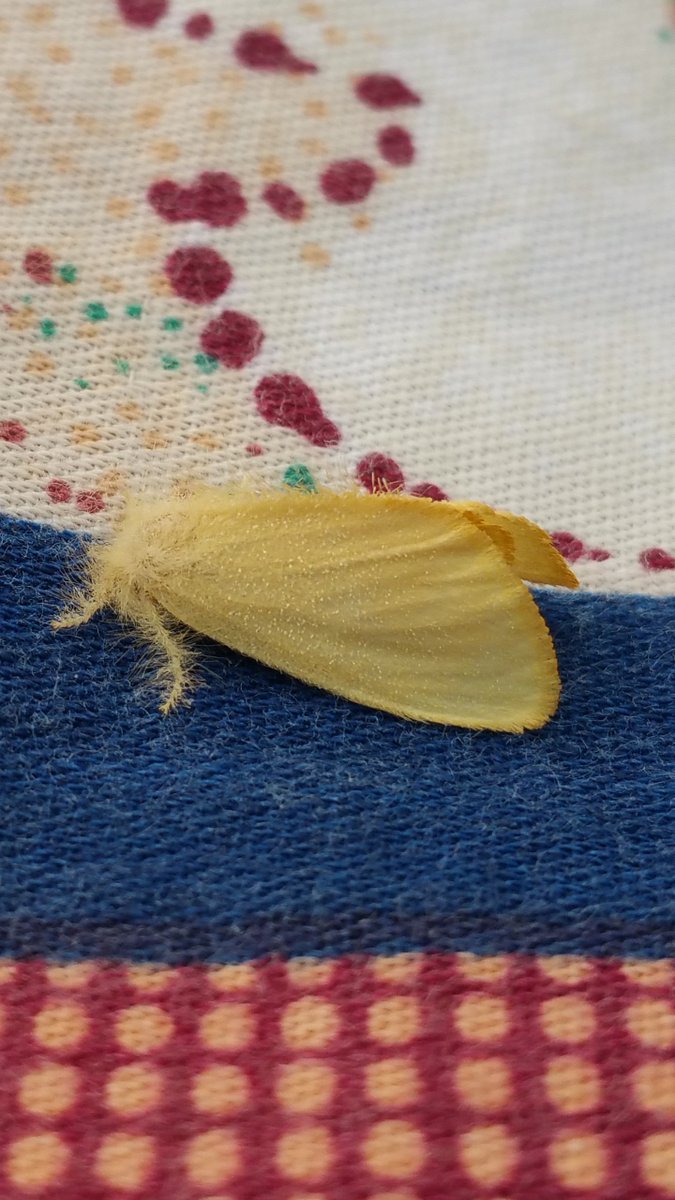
[127,593,192,714]
[51,556,116,631]
[52,596,104,631]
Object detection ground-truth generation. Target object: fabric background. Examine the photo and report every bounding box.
[1,3,675,1199]
[0,0,673,591]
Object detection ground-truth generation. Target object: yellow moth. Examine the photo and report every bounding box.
[53,485,578,731]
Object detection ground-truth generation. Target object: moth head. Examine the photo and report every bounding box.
[57,494,179,628]
[99,494,180,599]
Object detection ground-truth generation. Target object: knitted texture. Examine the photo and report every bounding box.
[0,0,673,592]
[2,513,674,963]
[1,953,675,1199]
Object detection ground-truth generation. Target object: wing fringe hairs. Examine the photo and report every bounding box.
[53,484,578,731]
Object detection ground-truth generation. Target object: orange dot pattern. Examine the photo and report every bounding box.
[0,952,674,1197]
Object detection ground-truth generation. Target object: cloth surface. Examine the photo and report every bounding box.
[1,953,674,1200]
[1,3,674,1199]
[2,513,675,964]
[0,0,673,591]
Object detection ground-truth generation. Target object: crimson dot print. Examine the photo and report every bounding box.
[0,420,27,443]
[184,12,213,39]
[75,491,105,514]
[263,182,305,221]
[551,532,585,563]
[116,0,168,28]
[320,160,375,204]
[254,375,341,447]
[46,480,72,503]
[356,453,405,493]
[378,125,415,166]
[165,247,232,304]
[147,180,193,223]
[23,249,53,285]
[640,547,675,571]
[355,73,421,109]
[148,172,246,228]
[234,29,317,74]
[410,482,448,501]
[201,311,264,369]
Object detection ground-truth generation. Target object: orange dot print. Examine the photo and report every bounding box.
[454,995,509,1042]
[105,1063,163,1116]
[45,962,95,988]
[33,1000,89,1050]
[208,963,257,991]
[642,1132,675,1196]
[363,1120,426,1179]
[282,997,340,1050]
[26,4,55,25]
[456,953,508,982]
[370,955,422,984]
[277,1126,334,1182]
[126,965,176,993]
[112,64,134,84]
[117,402,143,422]
[151,140,180,163]
[300,244,331,268]
[286,957,335,987]
[0,959,16,984]
[4,184,31,206]
[46,43,72,63]
[26,352,55,376]
[626,999,675,1048]
[545,1055,600,1114]
[455,1056,511,1112]
[95,1133,155,1191]
[277,1060,336,1112]
[459,1124,517,1188]
[105,195,132,219]
[368,997,420,1044]
[19,1063,79,1116]
[549,1132,607,1190]
[134,103,163,127]
[538,955,593,985]
[622,959,673,987]
[141,428,169,452]
[200,1003,255,1051]
[192,1064,250,1115]
[115,1004,174,1053]
[633,1061,675,1116]
[365,1057,420,1107]
[259,155,284,179]
[185,1130,241,1188]
[7,1133,70,1190]
[539,996,595,1044]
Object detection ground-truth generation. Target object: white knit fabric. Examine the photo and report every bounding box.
[0,0,673,593]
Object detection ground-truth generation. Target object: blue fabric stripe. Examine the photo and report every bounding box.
[1,513,674,963]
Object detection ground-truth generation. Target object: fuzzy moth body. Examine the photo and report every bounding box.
[53,486,578,731]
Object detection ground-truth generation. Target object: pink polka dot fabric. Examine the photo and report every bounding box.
[1,953,675,1198]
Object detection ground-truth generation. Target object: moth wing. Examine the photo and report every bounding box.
[152,490,562,731]
[453,501,579,589]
